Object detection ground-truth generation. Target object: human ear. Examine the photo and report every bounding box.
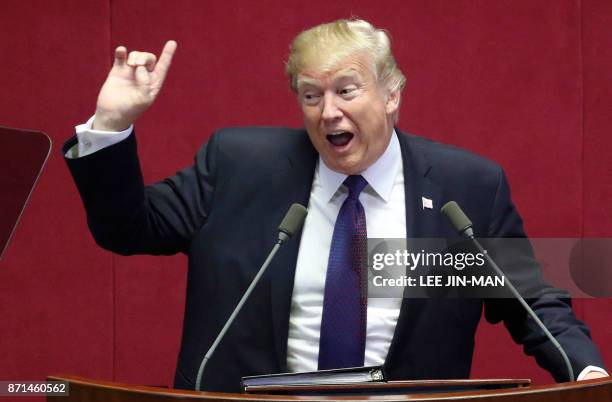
[385,88,401,115]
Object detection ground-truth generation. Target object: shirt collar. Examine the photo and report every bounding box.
[318,130,401,203]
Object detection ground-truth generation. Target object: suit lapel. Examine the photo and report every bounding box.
[385,130,446,372]
[268,132,317,372]
[397,130,444,239]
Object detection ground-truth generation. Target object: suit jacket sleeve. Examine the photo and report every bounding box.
[483,168,605,381]
[63,131,217,255]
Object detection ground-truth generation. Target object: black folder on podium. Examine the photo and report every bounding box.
[0,125,51,260]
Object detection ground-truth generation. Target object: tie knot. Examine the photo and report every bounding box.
[343,175,368,199]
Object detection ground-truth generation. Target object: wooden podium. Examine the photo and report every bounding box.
[48,375,612,401]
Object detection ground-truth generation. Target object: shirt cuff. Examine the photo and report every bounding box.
[65,115,133,158]
[577,365,609,380]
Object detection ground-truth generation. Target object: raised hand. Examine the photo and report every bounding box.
[93,40,177,131]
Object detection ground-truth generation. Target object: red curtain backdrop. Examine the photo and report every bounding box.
[1,0,610,391]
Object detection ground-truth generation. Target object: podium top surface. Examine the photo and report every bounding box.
[48,374,612,402]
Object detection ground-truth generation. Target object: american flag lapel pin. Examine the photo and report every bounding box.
[422,196,433,210]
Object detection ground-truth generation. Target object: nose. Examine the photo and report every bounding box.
[321,93,342,122]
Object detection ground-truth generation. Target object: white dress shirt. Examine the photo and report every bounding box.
[65,115,132,158]
[287,132,406,372]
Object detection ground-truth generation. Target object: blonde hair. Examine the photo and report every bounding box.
[286,19,406,95]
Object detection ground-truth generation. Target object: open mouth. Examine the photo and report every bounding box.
[326,132,354,147]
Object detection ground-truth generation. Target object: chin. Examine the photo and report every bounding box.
[331,163,362,175]
[322,154,364,175]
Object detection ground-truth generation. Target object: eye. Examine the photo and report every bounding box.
[338,86,358,98]
[301,92,321,105]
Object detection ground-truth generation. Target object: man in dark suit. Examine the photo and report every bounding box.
[64,19,607,391]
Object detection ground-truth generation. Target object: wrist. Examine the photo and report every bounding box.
[92,111,131,132]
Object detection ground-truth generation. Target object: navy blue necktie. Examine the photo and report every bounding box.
[318,175,368,370]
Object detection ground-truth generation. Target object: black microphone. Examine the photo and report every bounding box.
[440,201,474,237]
[440,201,575,382]
[195,203,308,391]
[278,203,308,244]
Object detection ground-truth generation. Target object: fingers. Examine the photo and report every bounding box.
[127,51,158,72]
[134,65,150,85]
[153,40,178,81]
[112,41,177,86]
[113,46,127,67]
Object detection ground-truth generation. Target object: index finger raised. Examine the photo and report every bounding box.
[153,40,178,80]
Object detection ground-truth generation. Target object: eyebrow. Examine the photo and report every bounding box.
[296,68,362,91]
[296,77,318,91]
